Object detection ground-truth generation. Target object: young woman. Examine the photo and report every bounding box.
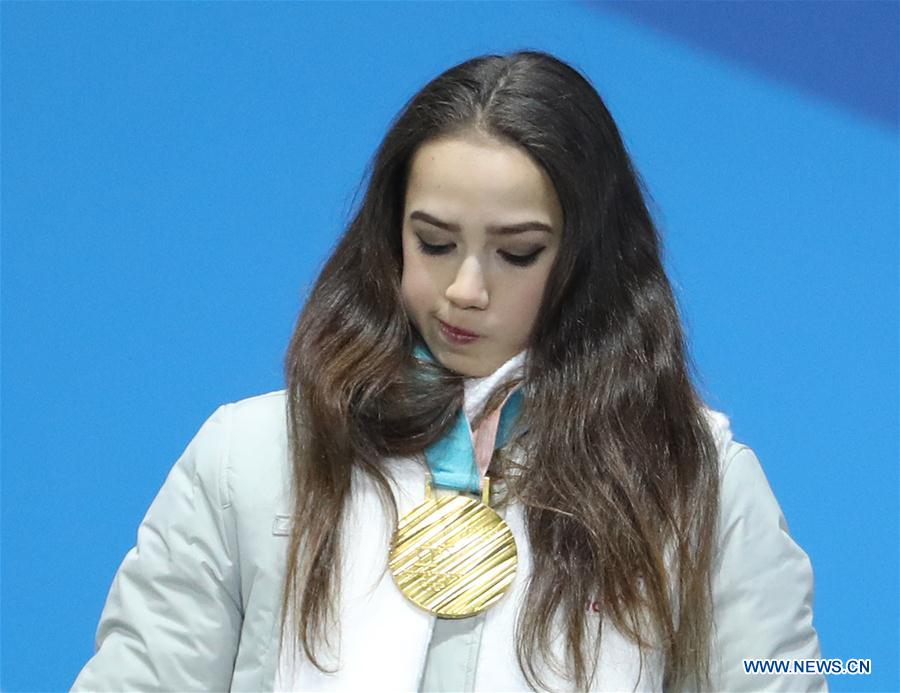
[73,50,824,692]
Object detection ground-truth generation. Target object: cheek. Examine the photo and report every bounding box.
[507,274,551,330]
[400,253,431,315]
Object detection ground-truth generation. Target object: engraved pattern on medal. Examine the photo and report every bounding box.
[389,495,517,618]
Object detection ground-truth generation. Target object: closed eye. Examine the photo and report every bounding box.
[416,239,454,256]
[415,238,544,268]
[499,249,544,267]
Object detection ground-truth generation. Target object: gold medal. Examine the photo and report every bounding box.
[389,475,517,618]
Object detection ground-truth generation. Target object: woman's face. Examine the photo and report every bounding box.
[400,134,563,377]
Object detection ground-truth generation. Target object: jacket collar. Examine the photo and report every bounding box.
[461,348,527,423]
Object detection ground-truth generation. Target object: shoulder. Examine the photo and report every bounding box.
[193,390,288,466]
[700,406,735,463]
[699,406,785,526]
[699,406,789,538]
[218,389,289,452]
[220,389,288,433]
[188,390,290,511]
[699,406,766,490]
[220,388,290,481]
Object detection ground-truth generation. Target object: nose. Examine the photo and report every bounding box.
[445,255,489,310]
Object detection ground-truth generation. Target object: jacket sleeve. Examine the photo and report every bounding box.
[709,443,826,692]
[71,404,243,692]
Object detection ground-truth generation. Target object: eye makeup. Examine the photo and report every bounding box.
[415,236,545,268]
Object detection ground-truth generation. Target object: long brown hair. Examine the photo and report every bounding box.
[280,50,720,690]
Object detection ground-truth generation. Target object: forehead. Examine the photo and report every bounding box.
[404,136,561,221]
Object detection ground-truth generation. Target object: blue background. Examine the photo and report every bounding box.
[2,1,897,690]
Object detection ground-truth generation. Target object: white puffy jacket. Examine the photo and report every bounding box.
[72,390,825,691]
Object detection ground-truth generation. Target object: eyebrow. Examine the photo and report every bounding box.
[409,210,554,236]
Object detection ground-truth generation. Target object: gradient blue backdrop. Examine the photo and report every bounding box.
[3,2,897,690]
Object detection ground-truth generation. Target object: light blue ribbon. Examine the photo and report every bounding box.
[413,342,525,493]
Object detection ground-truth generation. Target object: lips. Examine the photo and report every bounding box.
[438,319,479,338]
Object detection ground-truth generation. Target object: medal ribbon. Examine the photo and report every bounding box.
[413,342,525,494]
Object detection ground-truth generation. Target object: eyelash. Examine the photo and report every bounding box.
[415,238,544,268]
